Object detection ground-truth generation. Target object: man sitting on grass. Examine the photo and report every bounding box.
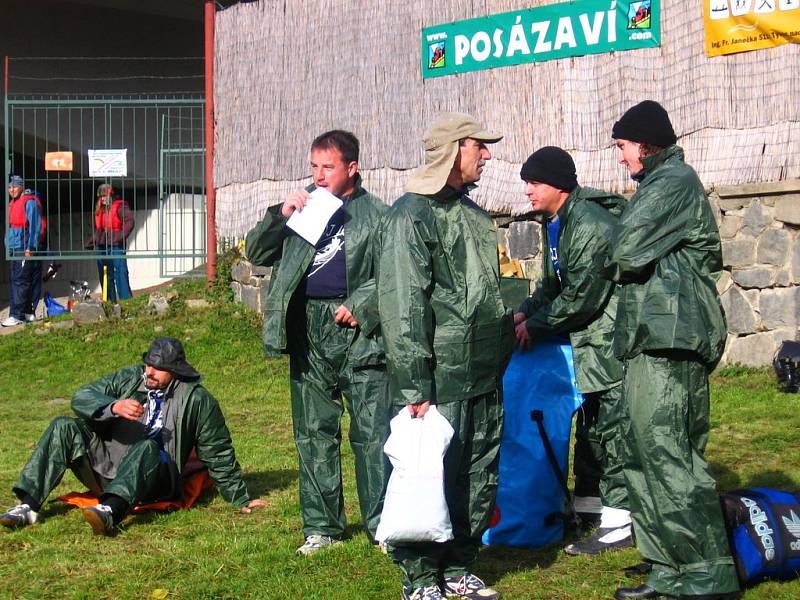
[0,337,265,535]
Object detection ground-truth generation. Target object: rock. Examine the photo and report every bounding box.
[724,328,798,367]
[791,237,800,285]
[519,258,542,283]
[776,270,791,287]
[709,192,722,225]
[186,299,211,310]
[722,236,756,268]
[241,284,262,314]
[774,194,800,225]
[251,265,272,278]
[741,203,773,237]
[71,299,107,324]
[720,286,758,335]
[716,270,733,295]
[718,197,750,212]
[52,320,74,330]
[496,227,509,253]
[248,276,263,288]
[33,327,49,335]
[756,227,791,267]
[231,261,252,284]
[718,216,742,239]
[731,267,775,289]
[230,281,243,303]
[507,221,540,259]
[147,293,170,317]
[759,287,799,330]
[84,332,98,343]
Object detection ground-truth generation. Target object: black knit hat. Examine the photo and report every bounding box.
[142,337,201,380]
[519,146,578,191]
[612,100,677,147]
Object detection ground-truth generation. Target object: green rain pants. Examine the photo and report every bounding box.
[574,385,628,510]
[389,390,503,589]
[621,352,739,596]
[13,416,171,509]
[288,299,391,541]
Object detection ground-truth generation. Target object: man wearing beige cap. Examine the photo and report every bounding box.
[378,113,515,600]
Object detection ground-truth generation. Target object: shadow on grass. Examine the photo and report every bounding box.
[477,540,562,583]
[712,462,800,493]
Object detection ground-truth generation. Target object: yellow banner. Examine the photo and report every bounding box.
[705,0,800,56]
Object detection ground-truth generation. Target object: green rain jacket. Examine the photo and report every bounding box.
[603,145,726,367]
[378,186,516,405]
[72,365,250,507]
[245,175,387,366]
[518,186,625,394]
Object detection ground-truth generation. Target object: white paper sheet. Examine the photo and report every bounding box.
[285,188,343,245]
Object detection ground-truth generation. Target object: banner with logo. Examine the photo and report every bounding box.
[88,149,128,177]
[705,0,800,57]
[421,0,660,79]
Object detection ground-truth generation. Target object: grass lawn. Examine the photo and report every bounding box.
[0,278,798,599]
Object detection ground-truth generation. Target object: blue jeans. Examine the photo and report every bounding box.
[96,246,132,302]
[9,253,42,319]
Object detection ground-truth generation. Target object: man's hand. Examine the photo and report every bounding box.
[513,311,527,325]
[334,305,358,327]
[408,401,431,419]
[240,498,268,514]
[111,398,144,421]
[515,321,533,351]
[280,189,312,217]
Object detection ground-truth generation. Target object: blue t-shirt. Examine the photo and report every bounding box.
[546,215,561,283]
[304,204,347,299]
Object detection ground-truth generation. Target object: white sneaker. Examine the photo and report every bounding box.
[442,574,499,599]
[295,534,342,556]
[23,313,37,323]
[83,503,115,536]
[1,316,24,327]
[0,503,40,528]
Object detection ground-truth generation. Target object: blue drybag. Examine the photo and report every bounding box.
[723,487,800,586]
[483,341,583,548]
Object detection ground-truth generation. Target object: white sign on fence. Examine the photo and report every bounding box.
[88,149,128,177]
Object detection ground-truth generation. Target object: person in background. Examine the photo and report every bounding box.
[86,184,134,302]
[3,175,44,327]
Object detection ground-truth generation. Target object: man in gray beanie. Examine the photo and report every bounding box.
[604,101,740,600]
[378,113,515,600]
[513,146,632,557]
[0,337,266,536]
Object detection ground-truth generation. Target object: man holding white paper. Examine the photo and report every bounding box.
[245,130,391,556]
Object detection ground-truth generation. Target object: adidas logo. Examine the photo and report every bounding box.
[781,509,800,551]
[741,497,776,560]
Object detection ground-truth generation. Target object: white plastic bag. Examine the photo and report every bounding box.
[375,405,455,543]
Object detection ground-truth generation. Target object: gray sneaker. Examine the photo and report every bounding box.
[295,534,342,556]
[442,574,499,599]
[403,584,446,600]
[83,504,114,536]
[0,503,39,528]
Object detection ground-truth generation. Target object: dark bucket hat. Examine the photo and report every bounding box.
[142,337,201,380]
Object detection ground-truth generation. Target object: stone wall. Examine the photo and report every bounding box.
[232,180,800,367]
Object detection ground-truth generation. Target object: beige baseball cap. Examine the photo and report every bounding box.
[406,112,503,195]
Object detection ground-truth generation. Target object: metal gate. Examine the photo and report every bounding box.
[4,95,206,279]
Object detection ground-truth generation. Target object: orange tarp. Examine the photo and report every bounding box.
[57,469,213,513]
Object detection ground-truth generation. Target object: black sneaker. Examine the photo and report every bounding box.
[564,524,633,556]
